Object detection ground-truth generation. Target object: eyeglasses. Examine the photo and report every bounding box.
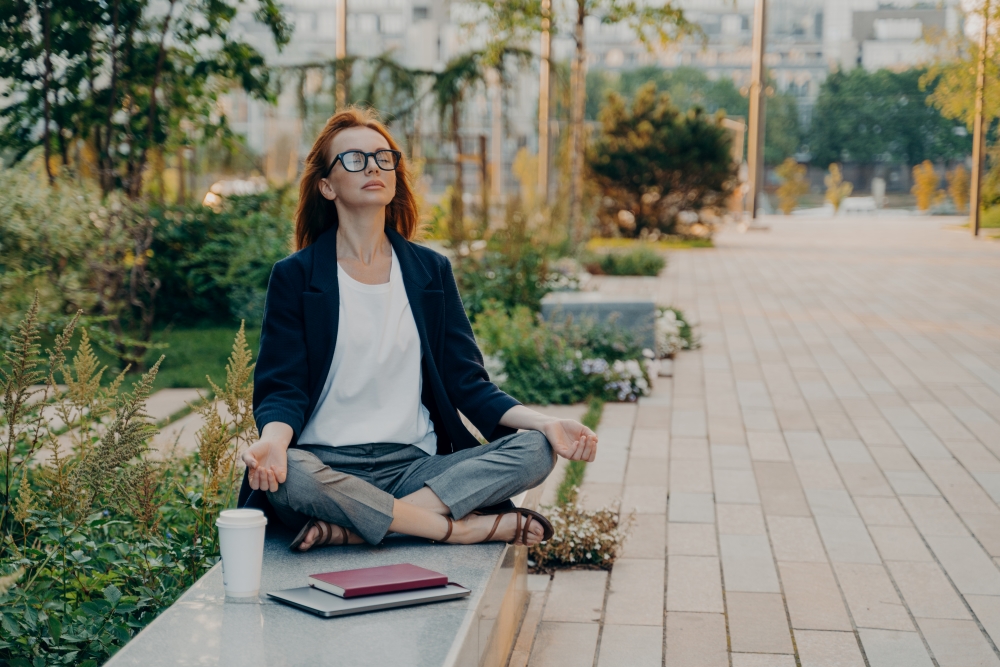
[323,149,402,177]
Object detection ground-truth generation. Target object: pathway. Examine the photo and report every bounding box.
[521,215,1000,667]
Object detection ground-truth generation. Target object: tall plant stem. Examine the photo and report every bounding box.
[41,0,54,184]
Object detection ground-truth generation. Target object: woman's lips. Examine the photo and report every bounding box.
[362,180,385,189]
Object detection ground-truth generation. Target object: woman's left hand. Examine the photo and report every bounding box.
[541,419,598,462]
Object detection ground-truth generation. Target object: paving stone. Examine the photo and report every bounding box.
[624,457,668,487]
[670,437,710,461]
[731,654,796,667]
[670,459,713,493]
[795,461,846,491]
[962,513,1000,557]
[806,489,860,517]
[584,447,629,485]
[868,446,919,472]
[815,516,881,564]
[966,595,1000,648]
[747,431,790,461]
[596,624,662,667]
[716,504,766,535]
[666,556,723,613]
[896,427,954,461]
[719,534,781,593]
[667,523,718,557]
[726,591,794,654]
[857,629,934,667]
[619,513,666,560]
[853,418,904,446]
[784,431,830,461]
[742,409,781,432]
[923,535,1000,596]
[635,404,672,429]
[528,622,600,667]
[712,469,760,504]
[794,629,866,667]
[664,612,728,667]
[885,561,969,620]
[710,444,753,470]
[754,461,811,517]
[868,526,932,561]
[604,559,664,626]
[884,471,940,497]
[779,562,853,631]
[767,516,829,562]
[542,570,608,623]
[834,563,914,631]
[669,492,715,524]
[673,409,707,438]
[629,429,669,459]
[838,463,896,497]
[577,483,622,512]
[826,439,874,464]
[621,485,667,515]
[916,618,1000,667]
[899,496,967,536]
[924,460,1000,515]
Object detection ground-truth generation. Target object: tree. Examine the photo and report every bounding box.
[470,0,694,243]
[587,83,736,236]
[911,160,944,212]
[825,163,853,213]
[948,165,970,213]
[0,0,290,198]
[808,68,970,167]
[587,66,801,164]
[775,158,809,215]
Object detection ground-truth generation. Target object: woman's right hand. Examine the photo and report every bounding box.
[241,422,294,492]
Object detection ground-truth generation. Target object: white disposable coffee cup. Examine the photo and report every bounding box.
[216,509,267,601]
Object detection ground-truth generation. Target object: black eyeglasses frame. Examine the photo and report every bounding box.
[322,149,402,178]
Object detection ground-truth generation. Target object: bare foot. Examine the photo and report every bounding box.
[297,521,365,551]
[451,513,547,546]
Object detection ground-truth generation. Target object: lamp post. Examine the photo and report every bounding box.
[746,0,768,220]
[537,0,552,206]
[335,0,348,109]
[970,0,990,237]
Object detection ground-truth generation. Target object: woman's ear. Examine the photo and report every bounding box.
[318,177,337,202]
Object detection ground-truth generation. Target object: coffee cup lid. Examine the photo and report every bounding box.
[216,508,267,527]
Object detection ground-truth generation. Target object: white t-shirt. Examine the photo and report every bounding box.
[298,249,437,456]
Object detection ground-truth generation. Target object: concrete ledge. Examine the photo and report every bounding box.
[541,292,656,350]
[106,486,541,667]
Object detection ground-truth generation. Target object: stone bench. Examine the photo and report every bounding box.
[105,486,541,667]
[541,291,657,350]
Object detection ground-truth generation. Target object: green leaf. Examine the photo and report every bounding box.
[79,661,98,667]
[1,613,19,636]
[48,616,61,641]
[104,584,122,606]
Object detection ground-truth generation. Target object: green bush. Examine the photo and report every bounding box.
[150,190,294,327]
[581,247,666,276]
[979,206,1000,229]
[0,300,253,665]
[473,303,650,405]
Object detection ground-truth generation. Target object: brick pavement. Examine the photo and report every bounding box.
[525,216,1000,666]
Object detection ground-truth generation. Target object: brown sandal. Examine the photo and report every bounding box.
[289,519,353,551]
[481,508,554,545]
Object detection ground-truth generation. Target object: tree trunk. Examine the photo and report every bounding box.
[567,0,587,244]
[41,0,53,184]
[450,104,466,244]
[100,0,122,195]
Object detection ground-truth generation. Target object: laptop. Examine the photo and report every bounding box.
[267,583,470,618]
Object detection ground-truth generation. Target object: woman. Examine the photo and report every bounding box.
[240,108,597,552]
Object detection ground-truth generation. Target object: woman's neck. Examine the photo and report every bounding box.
[335,207,389,265]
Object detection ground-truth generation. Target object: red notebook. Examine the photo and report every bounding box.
[308,564,448,598]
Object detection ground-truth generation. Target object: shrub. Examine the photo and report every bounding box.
[473,304,650,405]
[529,502,631,571]
[825,163,853,213]
[587,82,737,237]
[775,158,809,215]
[911,160,944,212]
[948,165,970,214]
[0,297,252,665]
[655,306,698,358]
[581,246,666,276]
[150,190,295,327]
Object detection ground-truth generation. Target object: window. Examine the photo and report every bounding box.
[381,13,404,34]
[413,5,429,20]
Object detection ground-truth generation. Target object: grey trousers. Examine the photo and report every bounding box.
[267,430,556,545]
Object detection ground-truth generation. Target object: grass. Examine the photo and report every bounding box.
[586,237,713,251]
[139,324,261,390]
[555,397,604,506]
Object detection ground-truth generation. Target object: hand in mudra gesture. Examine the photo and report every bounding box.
[241,427,292,492]
[540,418,598,462]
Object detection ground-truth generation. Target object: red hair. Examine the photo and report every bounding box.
[294,107,419,250]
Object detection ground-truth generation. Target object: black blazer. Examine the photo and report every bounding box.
[251,225,520,455]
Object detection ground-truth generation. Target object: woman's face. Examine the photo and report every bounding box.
[319,126,397,209]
